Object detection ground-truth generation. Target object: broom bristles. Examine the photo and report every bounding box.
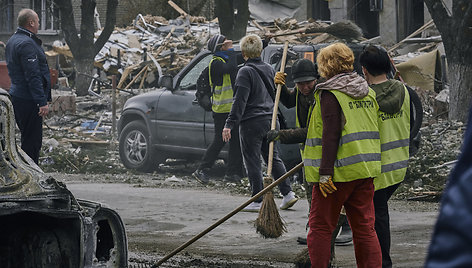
[255,177,287,238]
[294,247,311,268]
[306,20,363,41]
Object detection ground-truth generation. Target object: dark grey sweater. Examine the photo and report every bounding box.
[224,57,275,129]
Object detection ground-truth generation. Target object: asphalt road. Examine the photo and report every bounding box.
[66,181,439,267]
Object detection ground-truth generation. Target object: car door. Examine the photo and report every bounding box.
[154,54,213,152]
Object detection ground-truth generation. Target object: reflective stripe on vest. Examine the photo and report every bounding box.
[303,88,381,183]
[209,57,234,113]
[374,85,410,190]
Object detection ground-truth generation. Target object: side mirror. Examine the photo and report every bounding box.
[159,75,173,91]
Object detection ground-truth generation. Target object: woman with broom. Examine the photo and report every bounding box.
[304,42,382,267]
[222,34,298,212]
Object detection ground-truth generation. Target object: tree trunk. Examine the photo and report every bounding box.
[57,0,118,96]
[447,62,472,122]
[215,0,234,39]
[424,0,472,122]
[75,58,95,96]
[233,0,249,40]
[215,0,249,40]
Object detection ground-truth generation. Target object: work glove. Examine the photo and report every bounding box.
[266,129,280,142]
[274,72,287,86]
[319,175,337,198]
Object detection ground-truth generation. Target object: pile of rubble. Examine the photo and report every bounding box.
[50,15,214,91]
[41,93,125,174]
[399,117,464,201]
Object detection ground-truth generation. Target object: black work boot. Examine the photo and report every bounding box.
[335,215,353,246]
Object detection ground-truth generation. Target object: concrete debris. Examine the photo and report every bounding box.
[397,107,465,201]
[165,175,183,182]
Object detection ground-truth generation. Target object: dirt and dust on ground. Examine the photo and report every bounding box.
[53,169,439,268]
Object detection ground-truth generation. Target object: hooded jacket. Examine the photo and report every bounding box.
[370,79,405,114]
[315,72,369,99]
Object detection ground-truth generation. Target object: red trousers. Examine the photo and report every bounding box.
[307,178,381,268]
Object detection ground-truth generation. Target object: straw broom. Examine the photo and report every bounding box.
[270,20,363,41]
[255,41,290,239]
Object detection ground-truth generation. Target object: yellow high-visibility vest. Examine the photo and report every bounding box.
[304,88,381,182]
[209,57,234,113]
[374,85,411,190]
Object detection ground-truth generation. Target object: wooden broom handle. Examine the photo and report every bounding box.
[267,41,289,176]
[153,162,304,267]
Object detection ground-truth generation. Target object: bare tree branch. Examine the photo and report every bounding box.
[94,0,118,55]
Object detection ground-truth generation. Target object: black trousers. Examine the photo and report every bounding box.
[11,95,43,164]
[239,116,291,202]
[199,112,244,176]
[374,182,401,268]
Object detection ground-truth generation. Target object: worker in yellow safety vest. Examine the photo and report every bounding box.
[304,43,382,268]
[192,34,244,184]
[360,45,410,268]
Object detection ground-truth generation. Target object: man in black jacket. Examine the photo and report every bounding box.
[222,34,298,212]
[6,9,51,164]
[268,59,318,211]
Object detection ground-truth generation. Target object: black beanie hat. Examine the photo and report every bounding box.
[291,58,319,83]
[207,34,226,53]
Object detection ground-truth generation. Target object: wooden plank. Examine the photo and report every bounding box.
[124,65,148,90]
[388,20,434,53]
[139,66,149,89]
[168,0,188,17]
[64,139,110,148]
[154,27,176,57]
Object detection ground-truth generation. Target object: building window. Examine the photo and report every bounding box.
[30,0,60,32]
[0,0,14,32]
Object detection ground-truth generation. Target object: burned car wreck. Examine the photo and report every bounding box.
[0,89,127,267]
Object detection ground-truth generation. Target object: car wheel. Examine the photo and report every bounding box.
[119,121,157,172]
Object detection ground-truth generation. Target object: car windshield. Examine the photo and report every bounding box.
[179,54,212,90]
